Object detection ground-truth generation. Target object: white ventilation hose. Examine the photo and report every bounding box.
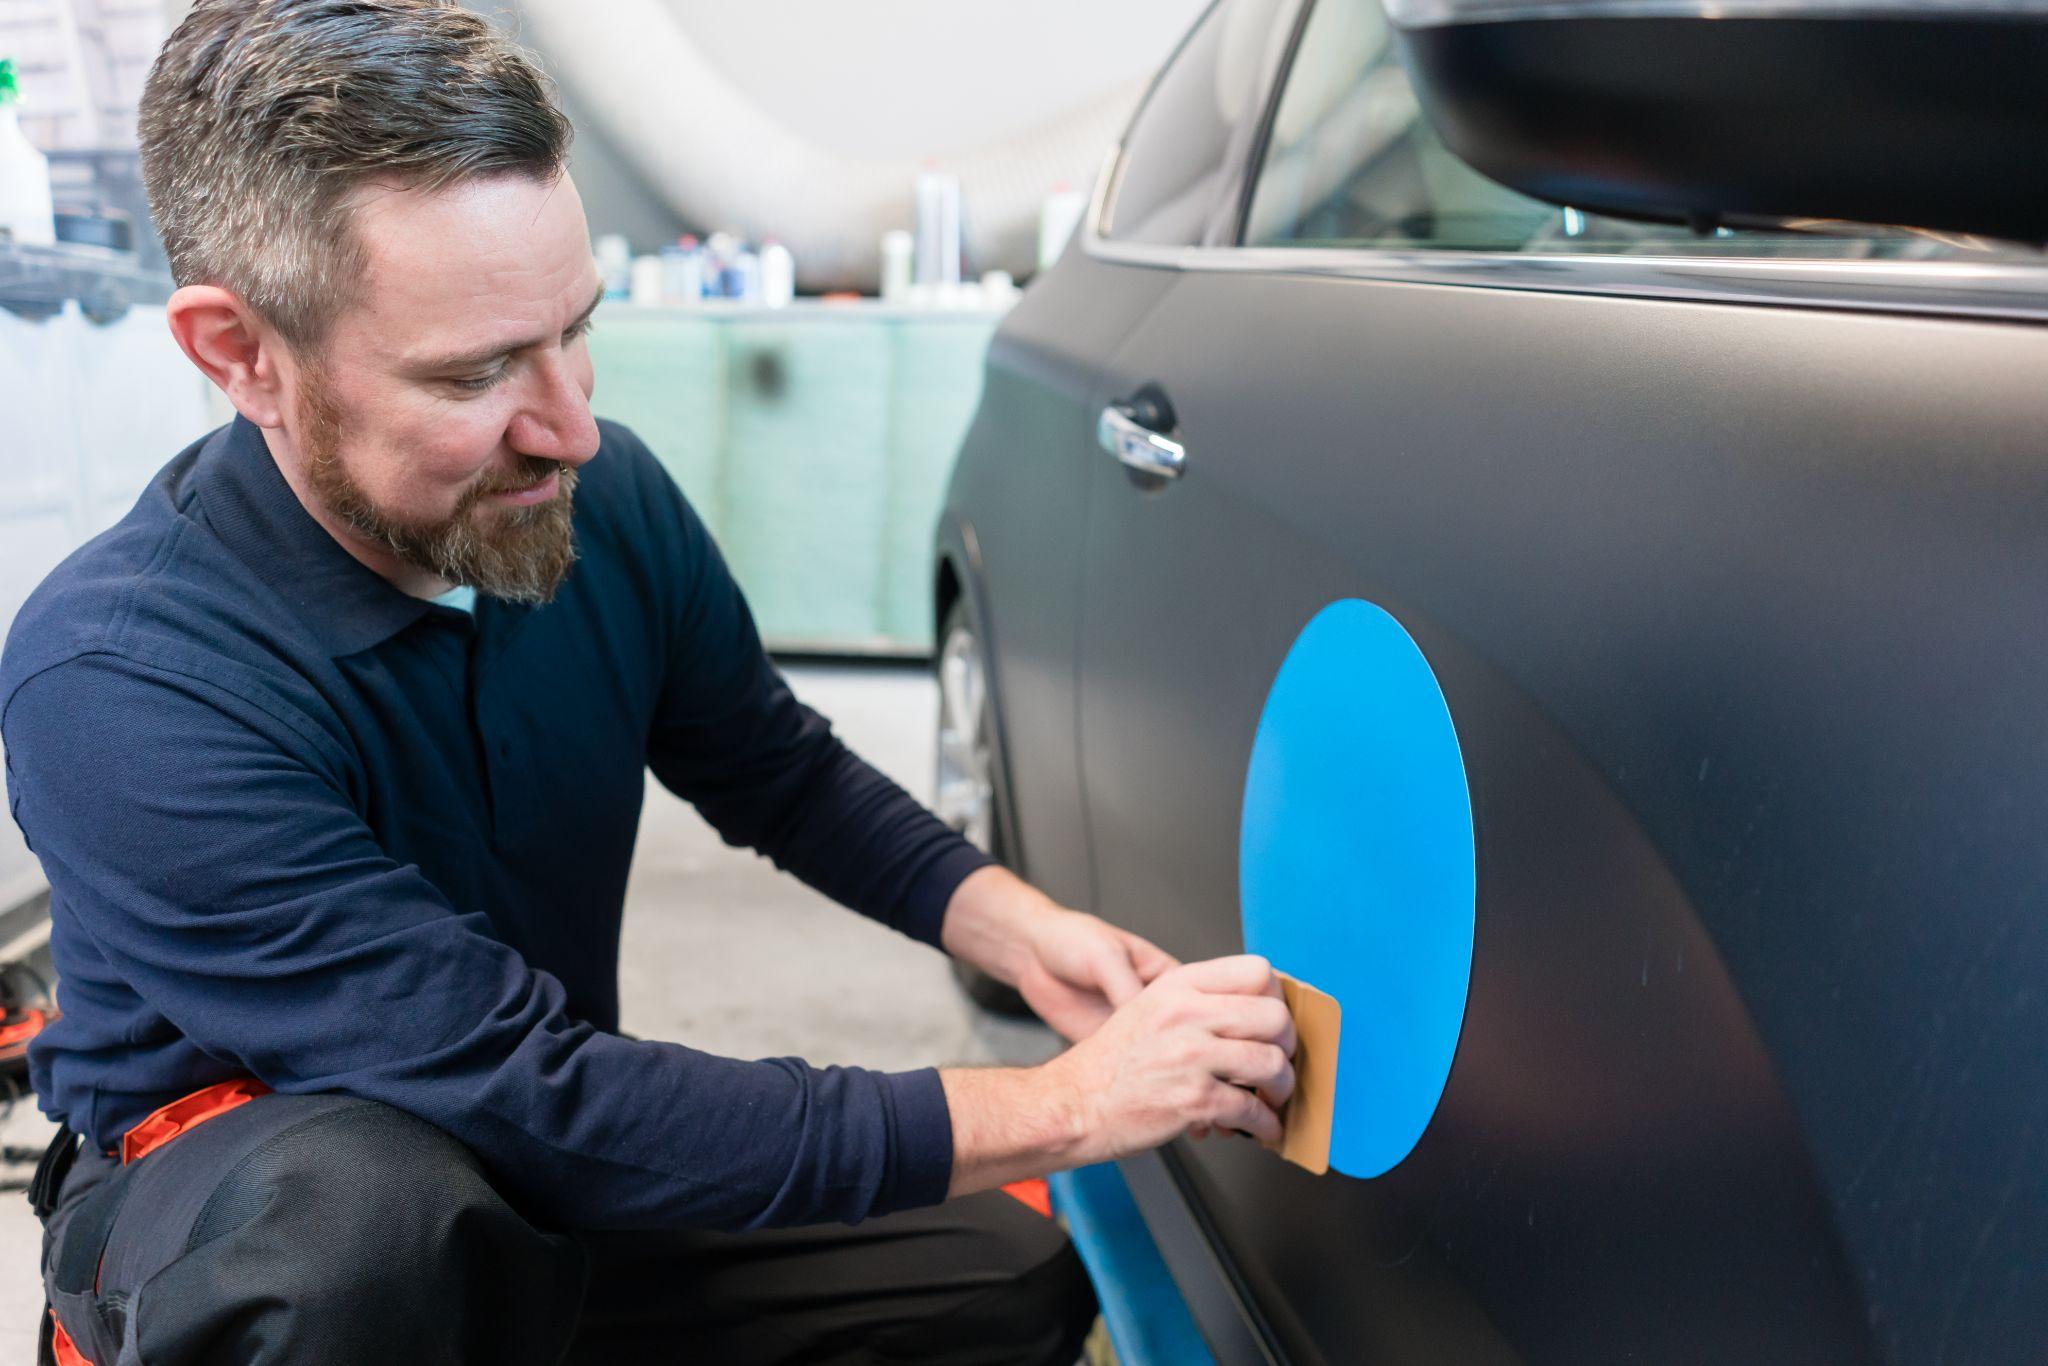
[514,0,1145,289]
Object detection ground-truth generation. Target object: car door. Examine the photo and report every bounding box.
[940,0,1302,911]
[1076,0,2048,1361]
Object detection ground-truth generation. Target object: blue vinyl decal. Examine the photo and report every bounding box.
[1239,599,1476,1178]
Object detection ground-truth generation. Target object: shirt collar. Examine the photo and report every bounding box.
[194,415,436,657]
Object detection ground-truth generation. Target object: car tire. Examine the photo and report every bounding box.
[935,597,1034,1019]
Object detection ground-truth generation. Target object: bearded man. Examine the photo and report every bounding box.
[0,2,1300,1363]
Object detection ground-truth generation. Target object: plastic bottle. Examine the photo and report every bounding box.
[760,238,794,308]
[594,234,632,300]
[661,234,704,305]
[913,163,962,287]
[735,246,762,305]
[629,254,663,307]
[0,59,55,248]
[705,231,740,300]
[879,229,914,302]
[979,269,1019,308]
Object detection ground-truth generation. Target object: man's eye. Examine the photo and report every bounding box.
[452,370,506,393]
[565,320,595,344]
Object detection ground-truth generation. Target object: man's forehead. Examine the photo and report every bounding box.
[346,174,595,352]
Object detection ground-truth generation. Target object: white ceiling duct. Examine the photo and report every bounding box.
[511,0,1151,289]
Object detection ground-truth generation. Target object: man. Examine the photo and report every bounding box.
[0,2,1299,1362]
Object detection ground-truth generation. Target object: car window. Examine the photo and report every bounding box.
[1244,0,2014,261]
[1103,0,1298,247]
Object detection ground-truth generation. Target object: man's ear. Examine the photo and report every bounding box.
[165,285,291,427]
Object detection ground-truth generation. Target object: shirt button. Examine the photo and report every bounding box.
[497,739,511,759]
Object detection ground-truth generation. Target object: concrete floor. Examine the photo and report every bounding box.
[0,661,1066,1360]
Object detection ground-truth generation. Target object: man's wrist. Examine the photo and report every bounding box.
[939,1061,1097,1199]
[938,865,1052,985]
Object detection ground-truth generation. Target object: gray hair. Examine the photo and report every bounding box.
[139,0,573,354]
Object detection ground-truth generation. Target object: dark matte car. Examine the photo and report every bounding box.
[931,1,2048,1362]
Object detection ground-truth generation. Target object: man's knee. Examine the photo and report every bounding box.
[978,1237,1099,1366]
[183,1098,508,1264]
[120,1098,584,1365]
[872,1219,1099,1366]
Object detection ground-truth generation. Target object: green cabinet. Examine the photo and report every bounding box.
[586,304,997,655]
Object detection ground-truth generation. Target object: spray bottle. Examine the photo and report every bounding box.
[0,59,55,248]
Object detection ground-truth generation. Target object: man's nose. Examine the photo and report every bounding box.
[508,352,600,467]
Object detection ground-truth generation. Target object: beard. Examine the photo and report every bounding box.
[298,366,580,606]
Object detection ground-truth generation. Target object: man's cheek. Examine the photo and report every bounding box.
[421,441,502,507]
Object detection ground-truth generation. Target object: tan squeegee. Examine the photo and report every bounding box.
[1266,973,1341,1174]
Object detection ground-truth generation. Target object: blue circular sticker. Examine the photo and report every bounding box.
[1239,599,1476,1178]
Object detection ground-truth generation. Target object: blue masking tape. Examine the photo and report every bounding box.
[1239,599,1475,1178]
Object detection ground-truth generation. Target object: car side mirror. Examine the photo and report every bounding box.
[1385,0,2048,245]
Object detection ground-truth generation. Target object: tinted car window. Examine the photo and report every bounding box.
[1245,0,2014,260]
[1104,0,1296,246]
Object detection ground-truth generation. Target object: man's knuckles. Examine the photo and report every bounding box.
[1257,1051,1296,1109]
[1259,997,1299,1051]
[1168,1077,1214,1115]
[1211,994,1294,1048]
[1170,954,1273,996]
[1215,1088,1279,1140]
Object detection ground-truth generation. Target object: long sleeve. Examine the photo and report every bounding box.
[1,652,952,1232]
[639,449,995,949]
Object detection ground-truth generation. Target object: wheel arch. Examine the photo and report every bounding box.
[932,530,1031,881]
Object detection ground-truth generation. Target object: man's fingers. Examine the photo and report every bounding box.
[1209,1081,1283,1147]
[1174,953,1277,997]
[1093,940,1146,1008]
[1214,1040,1295,1112]
[1205,993,1298,1060]
[1121,929,1179,983]
[1019,966,1115,1043]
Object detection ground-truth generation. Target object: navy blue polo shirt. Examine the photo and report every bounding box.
[0,415,992,1231]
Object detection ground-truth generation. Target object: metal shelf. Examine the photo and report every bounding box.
[0,240,170,321]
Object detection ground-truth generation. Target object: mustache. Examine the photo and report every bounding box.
[470,456,566,498]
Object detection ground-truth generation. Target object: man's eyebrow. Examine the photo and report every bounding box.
[416,284,606,373]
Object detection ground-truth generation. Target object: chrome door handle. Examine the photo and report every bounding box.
[1097,404,1185,481]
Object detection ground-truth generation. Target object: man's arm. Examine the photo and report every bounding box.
[637,445,989,948]
[2,653,948,1232]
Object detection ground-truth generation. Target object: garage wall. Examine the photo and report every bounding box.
[659,0,1209,160]
[476,0,1207,256]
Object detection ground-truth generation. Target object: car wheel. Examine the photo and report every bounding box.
[935,597,1034,1018]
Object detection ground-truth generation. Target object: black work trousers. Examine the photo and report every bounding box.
[37,1093,1097,1365]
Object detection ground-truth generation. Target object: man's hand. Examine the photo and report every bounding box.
[1044,955,1297,1152]
[1016,904,1179,1042]
[939,865,1177,1041]
[941,955,1298,1197]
